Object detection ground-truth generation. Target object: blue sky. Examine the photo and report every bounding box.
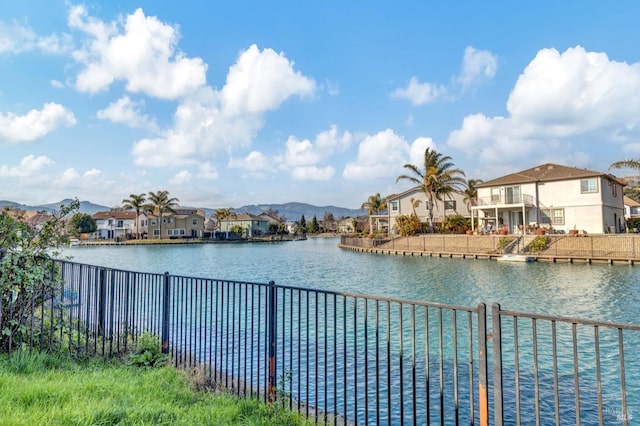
[2,1,640,209]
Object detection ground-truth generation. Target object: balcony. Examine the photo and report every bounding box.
[475,193,537,207]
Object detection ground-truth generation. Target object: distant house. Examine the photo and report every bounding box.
[93,211,147,239]
[471,163,625,234]
[336,217,365,233]
[624,196,640,222]
[147,208,204,239]
[218,212,270,237]
[386,186,470,234]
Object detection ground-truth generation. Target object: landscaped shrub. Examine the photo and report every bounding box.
[394,214,422,236]
[497,237,514,250]
[527,236,550,253]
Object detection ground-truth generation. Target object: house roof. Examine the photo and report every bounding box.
[477,163,624,188]
[386,186,423,201]
[624,196,640,207]
[222,212,265,221]
[92,211,139,220]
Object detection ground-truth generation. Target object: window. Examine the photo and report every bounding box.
[117,220,123,227]
[491,188,500,202]
[192,219,197,225]
[444,200,456,211]
[581,178,598,193]
[151,219,156,225]
[424,201,430,211]
[391,201,398,212]
[541,208,565,225]
[108,219,113,226]
[153,229,160,236]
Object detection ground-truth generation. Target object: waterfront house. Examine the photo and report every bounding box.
[147,208,204,239]
[93,210,147,239]
[218,212,270,237]
[624,195,640,225]
[386,186,470,234]
[471,163,625,234]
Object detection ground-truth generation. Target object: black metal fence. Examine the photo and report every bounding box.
[2,258,639,425]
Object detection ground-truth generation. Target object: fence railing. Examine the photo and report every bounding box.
[2,258,639,425]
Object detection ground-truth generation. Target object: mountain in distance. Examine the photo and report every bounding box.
[232,202,362,221]
[0,199,362,221]
[0,199,110,215]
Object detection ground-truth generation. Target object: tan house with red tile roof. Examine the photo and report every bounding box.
[471,163,625,234]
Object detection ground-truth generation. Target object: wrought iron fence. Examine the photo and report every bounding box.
[1,257,638,425]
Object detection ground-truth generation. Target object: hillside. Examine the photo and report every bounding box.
[232,202,362,221]
[0,200,362,220]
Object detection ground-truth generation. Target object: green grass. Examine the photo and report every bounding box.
[0,352,311,425]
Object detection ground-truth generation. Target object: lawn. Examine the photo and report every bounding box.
[0,351,310,425]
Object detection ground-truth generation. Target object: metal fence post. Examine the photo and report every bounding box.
[492,303,504,426]
[267,280,277,401]
[477,303,490,426]
[97,268,106,337]
[161,272,170,354]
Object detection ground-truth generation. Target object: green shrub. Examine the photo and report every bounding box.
[497,237,514,250]
[128,332,169,368]
[527,236,550,253]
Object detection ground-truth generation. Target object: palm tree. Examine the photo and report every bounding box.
[462,178,484,211]
[122,193,147,239]
[396,148,466,232]
[409,197,422,216]
[212,208,235,230]
[360,193,387,215]
[145,190,180,239]
[609,160,640,171]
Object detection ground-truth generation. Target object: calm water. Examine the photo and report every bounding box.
[63,237,640,423]
[64,237,640,324]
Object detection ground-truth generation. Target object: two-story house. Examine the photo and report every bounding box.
[471,163,625,234]
[93,211,148,239]
[386,186,470,234]
[147,208,205,239]
[218,212,270,237]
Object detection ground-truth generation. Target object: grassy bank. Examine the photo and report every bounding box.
[0,352,310,425]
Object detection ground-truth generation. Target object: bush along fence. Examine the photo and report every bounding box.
[1,257,639,425]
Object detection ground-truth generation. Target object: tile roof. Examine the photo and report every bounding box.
[92,211,139,220]
[624,196,640,207]
[477,163,623,187]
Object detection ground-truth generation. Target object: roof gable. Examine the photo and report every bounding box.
[477,163,622,187]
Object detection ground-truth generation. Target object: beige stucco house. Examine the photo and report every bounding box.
[471,163,625,234]
[386,186,470,234]
[218,212,271,237]
[147,208,204,238]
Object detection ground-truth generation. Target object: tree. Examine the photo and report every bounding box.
[396,148,466,232]
[609,160,640,171]
[409,197,422,216]
[0,199,79,351]
[462,178,484,211]
[212,208,235,229]
[360,193,387,216]
[394,214,422,236]
[145,190,180,239]
[308,215,319,233]
[67,212,97,235]
[298,215,307,234]
[122,193,147,239]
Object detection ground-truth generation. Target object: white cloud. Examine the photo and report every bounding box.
[291,165,335,181]
[170,170,192,184]
[456,46,498,90]
[221,44,316,115]
[392,46,498,105]
[69,6,207,99]
[55,168,81,186]
[448,46,640,170]
[51,80,65,88]
[0,155,53,177]
[409,137,437,167]
[0,103,76,142]
[390,77,447,106]
[343,129,410,180]
[0,19,72,54]
[132,44,316,168]
[283,136,319,167]
[314,125,352,155]
[97,96,158,131]
[197,162,219,179]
